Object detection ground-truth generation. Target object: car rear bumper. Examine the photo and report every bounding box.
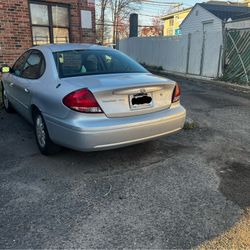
[44,104,186,151]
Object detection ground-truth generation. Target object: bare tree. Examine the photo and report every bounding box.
[109,0,141,44]
[151,17,163,36]
[99,0,109,44]
[95,0,110,44]
[116,17,129,39]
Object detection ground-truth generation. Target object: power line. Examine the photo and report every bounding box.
[139,13,160,17]
[132,2,182,7]
[141,1,182,5]
[141,0,182,3]
[96,23,157,28]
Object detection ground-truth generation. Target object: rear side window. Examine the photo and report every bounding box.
[22,51,45,79]
[53,49,147,78]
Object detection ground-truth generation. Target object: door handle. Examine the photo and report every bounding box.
[9,82,14,87]
[24,88,30,93]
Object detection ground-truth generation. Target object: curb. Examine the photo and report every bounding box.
[149,69,250,92]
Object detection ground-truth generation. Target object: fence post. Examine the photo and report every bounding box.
[217,45,223,78]
[221,22,227,77]
[186,33,191,74]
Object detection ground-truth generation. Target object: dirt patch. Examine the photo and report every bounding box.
[199,209,250,249]
[202,158,250,249]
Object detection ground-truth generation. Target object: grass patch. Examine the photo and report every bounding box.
[183,118,198,130]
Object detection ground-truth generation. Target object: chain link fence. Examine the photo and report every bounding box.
[222,28,250,85]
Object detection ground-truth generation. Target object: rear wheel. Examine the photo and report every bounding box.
[1,82,15,113]
[34,111,61,155]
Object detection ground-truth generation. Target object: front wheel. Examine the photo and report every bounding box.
[1,82,15,113]
[34,112,61,155]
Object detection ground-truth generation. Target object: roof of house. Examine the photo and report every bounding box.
[233,12,250,20]
[205,1,249,7]
[161,7,192,20]
[199,3,250,21]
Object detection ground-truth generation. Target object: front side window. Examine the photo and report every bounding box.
[22,51,45,79]
[53,50,147,78]
[30,2,70,45]
[12,51,31,77]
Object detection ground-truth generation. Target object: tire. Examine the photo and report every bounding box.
[1,82,15,113]
[34,111,61,155]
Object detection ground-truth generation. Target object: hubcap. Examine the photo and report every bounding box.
[3,90,9,109]
[36,115,46,148]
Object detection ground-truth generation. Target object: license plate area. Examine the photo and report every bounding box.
[129,92,153,110]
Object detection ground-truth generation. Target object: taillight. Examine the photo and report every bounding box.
[63,88,103,113]
[172,83,181,103]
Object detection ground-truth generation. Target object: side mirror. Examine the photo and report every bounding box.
[1,66,11,73]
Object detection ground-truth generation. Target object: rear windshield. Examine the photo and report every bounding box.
[53,49,147,78]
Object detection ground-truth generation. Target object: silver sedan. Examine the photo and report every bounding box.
[1,44,186,155]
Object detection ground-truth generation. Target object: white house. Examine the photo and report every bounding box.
[180,3,250,35]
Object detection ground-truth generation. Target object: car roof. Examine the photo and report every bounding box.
[33,43,110,52]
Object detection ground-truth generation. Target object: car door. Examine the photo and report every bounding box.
[3,51,31,109]
[12,50,45,121]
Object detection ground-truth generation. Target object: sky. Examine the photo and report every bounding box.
[125,0,244,25]
[131,0,203,25]
[96,0,202,25]
[95,0,246,33]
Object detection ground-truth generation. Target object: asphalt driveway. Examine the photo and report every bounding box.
[0,78,250,249]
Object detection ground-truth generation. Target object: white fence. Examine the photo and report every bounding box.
[119,31,223,78]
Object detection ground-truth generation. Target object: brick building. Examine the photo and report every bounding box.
[0,0,96,66]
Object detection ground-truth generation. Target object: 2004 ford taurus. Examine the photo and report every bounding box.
[1,44,186,155]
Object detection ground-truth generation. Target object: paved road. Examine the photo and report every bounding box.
[0,79,249,249]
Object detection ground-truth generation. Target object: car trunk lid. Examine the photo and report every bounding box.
[62,73,176,118]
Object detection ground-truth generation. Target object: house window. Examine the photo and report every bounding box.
[30,2,70,45]
[169,19,174,26]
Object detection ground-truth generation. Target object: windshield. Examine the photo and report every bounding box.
[53,49,148,78]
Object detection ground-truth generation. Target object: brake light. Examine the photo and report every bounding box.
[63,88,103,113]
[172,83,181,103]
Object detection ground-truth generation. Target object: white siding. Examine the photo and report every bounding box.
[181,5,223,34]
[187,32,203,75]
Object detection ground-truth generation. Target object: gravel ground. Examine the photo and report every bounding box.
[0,78,249,249]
